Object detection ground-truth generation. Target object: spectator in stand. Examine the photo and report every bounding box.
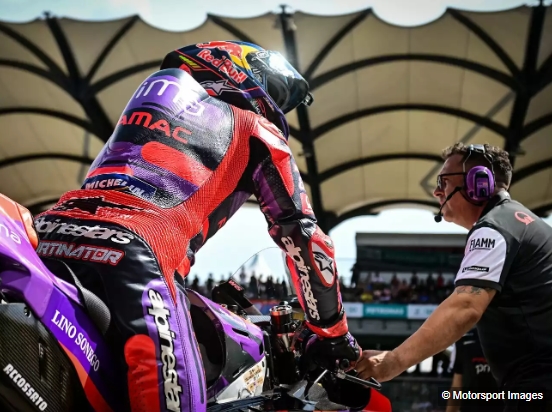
[266,276,275,299]
[436,273,445,289]
[238,267,247,287]
[380,288,392,302]
[410,272,419,288]
[398,280,410,303]
[390,273,400,289]
[248,273,259,298]
[206,273,214,293]
[281,278,289,298]
[426,274,435,290]
[372,272,384,290]
[191,275,201,293]
[186,269,459,305]
[351,263,361,288]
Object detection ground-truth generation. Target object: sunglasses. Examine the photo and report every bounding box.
[436,172,464,190]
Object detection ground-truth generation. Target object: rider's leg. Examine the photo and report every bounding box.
[34,214,207,412]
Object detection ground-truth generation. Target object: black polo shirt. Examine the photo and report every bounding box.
[455,191,552,389]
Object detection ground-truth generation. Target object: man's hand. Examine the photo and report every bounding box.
[357,285,495,383]
[356,350,403,382]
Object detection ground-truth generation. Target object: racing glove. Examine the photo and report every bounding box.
[304,331,362,372]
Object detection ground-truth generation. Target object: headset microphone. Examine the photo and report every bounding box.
[434,187,462,223]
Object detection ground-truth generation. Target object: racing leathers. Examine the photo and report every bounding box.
[34,68,351,412]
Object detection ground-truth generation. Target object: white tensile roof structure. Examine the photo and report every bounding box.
[0,3,551,231]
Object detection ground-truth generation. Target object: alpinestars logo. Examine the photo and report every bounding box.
[147,289,183,412]
[200,79,237,96]
[34,217,134,244]
[311,242,335,285]
[281,236,320,320]
[53,197,141,215]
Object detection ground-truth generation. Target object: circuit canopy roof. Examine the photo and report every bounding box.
[0,3,551,231]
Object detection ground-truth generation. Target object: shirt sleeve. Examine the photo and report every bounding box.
[455,226,507,292]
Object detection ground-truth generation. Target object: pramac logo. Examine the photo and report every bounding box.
[118,111,192,144]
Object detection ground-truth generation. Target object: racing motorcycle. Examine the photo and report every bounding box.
[0,195,391,412]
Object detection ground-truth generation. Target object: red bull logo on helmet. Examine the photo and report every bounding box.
[196,41,244,59]
[196,49,248,84]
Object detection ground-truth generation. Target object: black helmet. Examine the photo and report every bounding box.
[161,41,313,139]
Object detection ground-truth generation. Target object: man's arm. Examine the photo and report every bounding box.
[357,226,508,381]
[250,118,347,338]
[390,285,495,377]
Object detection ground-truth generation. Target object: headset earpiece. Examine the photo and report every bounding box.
[463,144,496,202]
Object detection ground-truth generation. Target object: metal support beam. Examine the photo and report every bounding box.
[278,6,329,231]
[504,3,546,167]
[319,153,443,183]
[45,15,114,141]
[312,104,509,140]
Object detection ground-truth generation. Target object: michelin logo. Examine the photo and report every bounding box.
[82,173,157,200]
[3,364,48,410]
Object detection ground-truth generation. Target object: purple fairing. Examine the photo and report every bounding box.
[142,278,206,412]
[206,376,229,400]
[0,213,120,410]
[186,290,264,364]
[0,217,81,314]
[184,290,265,400]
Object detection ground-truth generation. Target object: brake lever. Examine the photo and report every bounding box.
[335,370,382,390]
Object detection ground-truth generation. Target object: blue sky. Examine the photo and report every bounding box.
[2,0,547,280]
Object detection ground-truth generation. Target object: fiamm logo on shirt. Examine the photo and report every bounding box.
[469,237,495,252]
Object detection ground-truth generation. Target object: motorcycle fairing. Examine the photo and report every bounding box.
[187,290,266,402]
[0,200,121,411]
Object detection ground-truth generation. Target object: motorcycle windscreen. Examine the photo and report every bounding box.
[231,247,297,297]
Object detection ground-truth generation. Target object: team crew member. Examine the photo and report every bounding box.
[446,328,502,412]
[357,143,552,411]
[34,41,361,412]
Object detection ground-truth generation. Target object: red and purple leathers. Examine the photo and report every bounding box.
[34,68,349,412]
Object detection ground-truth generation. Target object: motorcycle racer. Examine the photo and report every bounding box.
[34,41,360,412]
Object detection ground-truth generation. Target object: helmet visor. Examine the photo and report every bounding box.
[246,50,312,114]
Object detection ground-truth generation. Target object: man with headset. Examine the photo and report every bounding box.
[356,142,552,411]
